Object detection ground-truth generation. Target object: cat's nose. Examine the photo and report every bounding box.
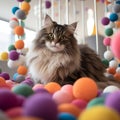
[51,41,56,46]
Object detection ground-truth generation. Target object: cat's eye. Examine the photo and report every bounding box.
[61,36,66,40]
[48,33,54,39]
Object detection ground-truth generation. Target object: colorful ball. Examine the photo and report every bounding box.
[0,89,19,111]
[0,72,10,80]
[109,60,118,68]
[107,67,116,75]
[12,84,34,97]
[103,37,111,46]
[21,1,31,12]
[113,4,120,13]
[58,112,76,120]
[23,94,58,120]
[9,50,19,61]
[15,75,25,83]
[105,90,120,113]
[103,50,113,61]
[11,117,41,120]
[105,28,113,36]
[0,77,8,88]
[17,0,24,2]
[12,6,19,14]
[78,106,120,120]
[17,65,28,75]
[101,17,110,25]
[102,59,109,67]
[73,77,98,101]
[109,13,118,22]
[111,30,120,59]
[44,82,61,94]
[114,73,120,81]
[115,21,120,28]
[14,26,24,36]
[15,40,24,49]
[8,44,16,51]
[58,103,81,117]
[0,52,8,61]
[9,20,19,29]
[45,1,51,9]
[24,0,31,2]
[15,9,26,20]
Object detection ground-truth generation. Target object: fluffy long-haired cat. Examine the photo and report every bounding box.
[26,15,119,89]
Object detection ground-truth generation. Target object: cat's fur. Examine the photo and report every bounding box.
[26,15,120,89]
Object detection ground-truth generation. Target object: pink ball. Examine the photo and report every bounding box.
[53,90,74,104]
[111,30,120,59]
[103,37,111,46]
[32,84,44,91]
[71,99,87,110]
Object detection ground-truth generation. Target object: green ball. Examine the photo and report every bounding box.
[102,59,109,67]
[12,84,34,97]
[105,28,113,36]
[8,44,16,51]
[87,97,105,108]
[24,0,31,2]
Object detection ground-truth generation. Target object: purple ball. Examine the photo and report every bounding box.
[9,50,19,61]
[21,78,34,87]
[0,72,10,80]
[23,94,58,120]
[15,9,26,20]
[0,89,19,111]
[45,1,51,9]
[105,90,120,113]
[16,0,24,2]
[101,17,110,25]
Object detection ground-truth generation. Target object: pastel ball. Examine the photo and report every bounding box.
[8,44,16,51]
[12,6,19,14]
[15,75,25,83]
[103,37,111,46]
[73,77,98,101]
[32,84,44,91]
[111,30,120,59]
[0,52,8,61]
[87,97,105,108]
[0,72,10,80]
[15,40,24,49]
[17,65,28,75]
[14,26,24,36]
[103,85,120,93]
[101,17,110,25]
[0,89,19,111]
[103,50,113,61]
[113,4,120,13]
[109,13,118,22]
[9,20,19,29]
[105,90,120,113]
[58,112,76,120]
[21,78,34,87]
[12,84,34,97]
[9,50,19,61]
[15,9,26,20]
[21,1,31,12]
[23,94,58,120]
[45,1,51,9]
[78,106,120,120]
[105,28,113,36]
[109,60,118,68]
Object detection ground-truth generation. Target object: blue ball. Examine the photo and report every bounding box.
[12,6,19,14]
[58,112,76,120]
[109,13,118,22]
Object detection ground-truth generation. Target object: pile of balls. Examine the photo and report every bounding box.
[0,76,119,120]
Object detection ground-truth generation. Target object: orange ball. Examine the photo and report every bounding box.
[14,26,24,36]
[107,67,116,75]
[0,77,9,88]
[17,65,28,75]
[73,77,98,101]
[114,73,120,81]
[44,82,61,94]
[58,103,81,117]
[115,21,120,28]
[21,1,31,12]
[15,40,24,49]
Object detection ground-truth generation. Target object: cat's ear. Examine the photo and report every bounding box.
[44,14,53,27]
[67,22,78,33]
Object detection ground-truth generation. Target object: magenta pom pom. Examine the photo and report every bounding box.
[103,37,111,46]
[9,50,19,61]
[16,0,24,2]
[101,17,110,25]
[0,72,10,80]
[111,30,120,59]
[45,0,51,9]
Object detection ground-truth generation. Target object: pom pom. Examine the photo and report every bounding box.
[16,0,24,2]
[9,50,19,61]
[24,0,31,2]
[78,106,120,120]
[15,40,24,49]
[73,77,98,101]
[12,6,19,14]
[21,1,31,12]
[17,65,28,75]
[103,37,111,46]
[105,28,113,36]
[103,50,114,61]
[9,20,19,29]
[113,4,120,13]
[44,82,61,94]
[45,1,51,9]
[0,72,10,80]
[14,26,24,36]
[109,13,118,22]
[14,75,25,83]
[111,30,120,59]
[101,17,110,25]
[107,67,116,75]
[58,113,76,120]
[109,60,118,68]
[15,9,26,20]
[8,44,16,51]
[0,52,8,61]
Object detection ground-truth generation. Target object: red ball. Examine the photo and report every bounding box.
[103,37,111,46]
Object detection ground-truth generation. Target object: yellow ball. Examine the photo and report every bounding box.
[0,52,8,60]
[78,106,120,120]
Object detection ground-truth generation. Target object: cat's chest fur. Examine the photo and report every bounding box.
[27,48,80,84]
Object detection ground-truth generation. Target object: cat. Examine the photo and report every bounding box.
[26,14,120,89]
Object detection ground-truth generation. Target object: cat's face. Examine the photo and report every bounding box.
[34,15,77,53]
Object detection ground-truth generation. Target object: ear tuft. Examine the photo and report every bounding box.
[44,14,53,27]
[67,22,78,33]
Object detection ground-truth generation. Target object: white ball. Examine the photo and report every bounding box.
[103,85,120,93]
[109,60,118,68]
[9,20,18,29]
[104,50,114,61]
[105,22,115,28]
[116,67,120,73]
[7,59,20,68]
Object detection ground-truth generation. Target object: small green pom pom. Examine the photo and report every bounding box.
[8,44,16,51]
